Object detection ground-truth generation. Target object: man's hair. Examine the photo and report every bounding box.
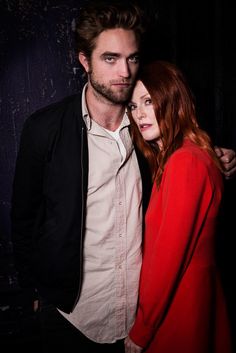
[75,0,147,58]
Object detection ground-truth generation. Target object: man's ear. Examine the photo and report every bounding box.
[78,52,89,73]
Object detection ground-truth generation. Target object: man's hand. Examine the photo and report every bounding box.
[33,299,39,312]
[124,336,143,353]
[215,147,236,180]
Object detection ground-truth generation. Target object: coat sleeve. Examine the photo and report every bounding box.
[11,115,48,298]
[129,150,220,347]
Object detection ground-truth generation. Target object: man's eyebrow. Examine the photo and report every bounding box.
[101,51,140,58]
[128,51,140,57]
[101,52,120,58]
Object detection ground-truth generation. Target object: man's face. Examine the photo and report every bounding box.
[80,28,140,104]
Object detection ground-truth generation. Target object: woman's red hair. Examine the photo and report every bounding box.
[128,60,222,187]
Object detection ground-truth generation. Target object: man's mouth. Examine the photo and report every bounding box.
[113,82,131,87]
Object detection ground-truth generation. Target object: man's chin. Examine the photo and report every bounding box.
[112,96,131,104]
[112,90,133,103]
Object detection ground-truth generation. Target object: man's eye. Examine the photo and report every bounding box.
[129,56,139,63]
[105,56,115,63]
[128,56,139,63]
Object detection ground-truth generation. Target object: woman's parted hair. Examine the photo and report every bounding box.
[75,1,147,58]
[129,60,223,186]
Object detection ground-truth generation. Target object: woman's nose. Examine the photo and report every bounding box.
[137,107,145,120]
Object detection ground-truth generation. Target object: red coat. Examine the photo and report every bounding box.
[129,140,233,353]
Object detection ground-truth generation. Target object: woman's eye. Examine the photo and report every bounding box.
[128,104,136,111]
[145,98,152,105]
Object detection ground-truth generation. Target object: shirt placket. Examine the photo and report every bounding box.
[114,166,127,337]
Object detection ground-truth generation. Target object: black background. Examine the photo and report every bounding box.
[0,0,235,350]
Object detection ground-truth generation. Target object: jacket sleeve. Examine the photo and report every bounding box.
[129,150,221,347]
[11,115,48,299]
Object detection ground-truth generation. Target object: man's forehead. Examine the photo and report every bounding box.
[94,28,139,52]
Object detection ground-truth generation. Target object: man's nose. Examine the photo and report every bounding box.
[118,60,130,77]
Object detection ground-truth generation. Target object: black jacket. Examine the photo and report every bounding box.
[11,93,152,313]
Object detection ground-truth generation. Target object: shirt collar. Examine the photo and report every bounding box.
[81,83,92,130]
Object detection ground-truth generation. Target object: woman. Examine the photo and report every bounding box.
[124,61,233,353]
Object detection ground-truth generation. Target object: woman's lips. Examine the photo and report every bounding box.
[139,123,152,131]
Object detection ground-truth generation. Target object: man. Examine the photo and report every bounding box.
[11,1,236,352]
[11,2,148,353]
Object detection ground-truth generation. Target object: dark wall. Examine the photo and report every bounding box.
[143,0,236,148]
[0,0,235,348]
[0,1,85,348]
[0,0,84,274]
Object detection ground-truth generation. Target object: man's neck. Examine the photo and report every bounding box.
[85,84,126,132]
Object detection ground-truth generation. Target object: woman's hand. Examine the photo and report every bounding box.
[124,336,143,353]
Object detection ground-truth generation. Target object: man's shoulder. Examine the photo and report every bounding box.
[28,93,82,125]
[20,93,83,146]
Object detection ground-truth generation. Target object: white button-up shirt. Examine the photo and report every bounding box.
[59,85,143,343]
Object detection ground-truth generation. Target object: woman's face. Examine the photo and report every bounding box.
[129,80,162,147]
